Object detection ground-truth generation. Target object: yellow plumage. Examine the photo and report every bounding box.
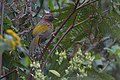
[32,25,50,37]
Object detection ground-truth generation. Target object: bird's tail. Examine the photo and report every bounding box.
[29,35,39,58]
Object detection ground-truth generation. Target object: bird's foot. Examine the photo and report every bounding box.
[52,32,56,37]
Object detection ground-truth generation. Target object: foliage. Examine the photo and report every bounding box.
[30,61,46,80]
[0,0,120,80]
[66,49,94,78]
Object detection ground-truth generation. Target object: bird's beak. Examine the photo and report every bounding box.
[49,16,58,22]
[53,17,58,20]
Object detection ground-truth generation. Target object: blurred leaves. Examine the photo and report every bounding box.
[24,56,32,67]
[105,45,120,55]
[1,0,120,80]
[48,0,55,10]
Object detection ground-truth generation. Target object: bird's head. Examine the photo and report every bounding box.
[43,13,57,22]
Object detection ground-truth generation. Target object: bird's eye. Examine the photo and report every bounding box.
[49,16,54,19]
[48,16,54,22]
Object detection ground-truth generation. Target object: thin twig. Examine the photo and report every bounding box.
[81,0,90,4]
[15,67,19,80]
[76,0,98,10]
[18,29,30,35]
[0,69,17,79]
[98,61,110,73]
[50,16,89,55]
[42,17,90,70]
[56,0,61,11]
[27,67,34,80]
[34,0,44,17]
[0,0,4,77]
[26,0,32,14]
[74,17,90,27]
[0,0,4,35]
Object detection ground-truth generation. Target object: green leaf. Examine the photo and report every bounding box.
[94,54,101,60]
[82,69,115,80]
[48,0,54,10]
[24,56,32,67]
[105,45,120,55]
[49,70,61,77]
[116,49,120,55]
[108,11,120,20]
[111,45,120,51]
[58,0,69,3]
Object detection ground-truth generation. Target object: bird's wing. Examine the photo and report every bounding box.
[29,35,39,57]
[32,24,50,37]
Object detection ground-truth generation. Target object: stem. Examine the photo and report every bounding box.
[34,0,44,17]
[0,69,17,79]
[0,0,4,35]
[76,0,98,10]
[0,0,4,77]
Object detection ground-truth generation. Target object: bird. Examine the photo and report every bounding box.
[29,13,56,58]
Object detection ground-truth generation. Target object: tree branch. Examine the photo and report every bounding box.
[50,17,90,54]
[0,0,4,77]
[38,0,81,63]
[42,14,77,70]
[42,15,90,70]
[33,0,44,17]
[0,68,18,79]
[40,0,80,70]
[43,0,80,54]
[0,0,4,35]
[40,0,98,70]
[76,0,98,10]
[43,0,98,54]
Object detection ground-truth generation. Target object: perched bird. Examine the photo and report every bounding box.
[29,13,56,57]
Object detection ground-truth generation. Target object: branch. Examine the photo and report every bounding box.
[42,16,90,70]
[98,61,110,73]
[41,0,98,69]
[0,0,4,35]
[42,15,77,70]
[49,15,89,55]
[43,0,80,54]
[43,0,98,54]
[38,0,81,63]
[0,0,4,77]
[26,0,32,14]
[27,67,34,80]
[0,69,18,79]
[33,0,44,17]
[40,0,80,70]
[76,0,98,10]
